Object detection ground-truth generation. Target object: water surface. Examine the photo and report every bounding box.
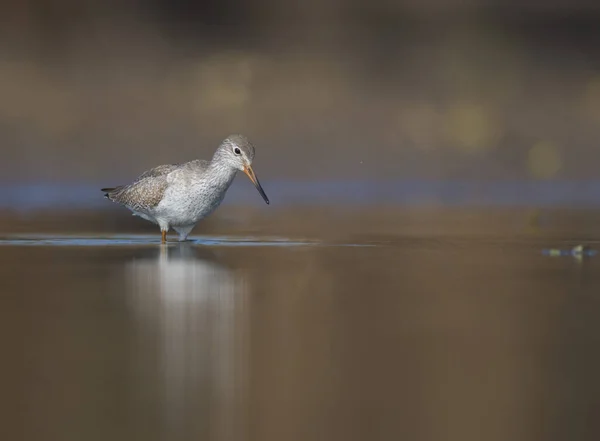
[1,225,600,441]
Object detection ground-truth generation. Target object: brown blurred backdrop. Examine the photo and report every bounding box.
[1,0,600,185]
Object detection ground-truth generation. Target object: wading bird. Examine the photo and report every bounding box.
[101,134,269,243]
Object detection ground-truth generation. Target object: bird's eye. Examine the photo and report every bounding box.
[234,147,241,155]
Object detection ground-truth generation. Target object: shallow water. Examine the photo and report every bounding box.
[0,235,328,248]
[2,227,600,441]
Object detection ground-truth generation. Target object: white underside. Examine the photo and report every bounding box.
[130,169,236,241]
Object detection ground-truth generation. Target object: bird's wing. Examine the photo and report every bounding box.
[105,163,181,210]
[104,176,168,210]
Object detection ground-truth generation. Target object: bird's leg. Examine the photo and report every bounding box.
[161,230,167,244]
[174,225,194,242]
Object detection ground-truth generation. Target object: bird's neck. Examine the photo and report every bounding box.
[205,159,238,188]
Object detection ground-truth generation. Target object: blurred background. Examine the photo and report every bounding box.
[1,0,600,215]
[3,3,600,441]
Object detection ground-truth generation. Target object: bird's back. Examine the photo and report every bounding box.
[135,163,182,181]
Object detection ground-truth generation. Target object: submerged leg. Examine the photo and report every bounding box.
[173,225,194,242]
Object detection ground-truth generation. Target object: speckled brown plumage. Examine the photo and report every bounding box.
[102,164,178,210]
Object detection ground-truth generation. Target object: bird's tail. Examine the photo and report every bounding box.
[101,187,120,200]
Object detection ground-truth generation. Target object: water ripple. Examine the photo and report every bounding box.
[0,234,373,247]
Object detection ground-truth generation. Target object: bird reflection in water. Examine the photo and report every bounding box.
[125,244,248,441]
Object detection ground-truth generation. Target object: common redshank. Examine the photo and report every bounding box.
[101,134,269,243]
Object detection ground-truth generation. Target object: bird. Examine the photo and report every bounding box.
[101,134,269,243]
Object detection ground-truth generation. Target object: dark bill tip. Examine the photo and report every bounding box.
[244,166,270,205]
[255,182,270,205]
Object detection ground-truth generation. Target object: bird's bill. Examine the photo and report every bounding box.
[243,165,270,205]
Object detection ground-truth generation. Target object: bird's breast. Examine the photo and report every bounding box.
[158,176,234,223]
